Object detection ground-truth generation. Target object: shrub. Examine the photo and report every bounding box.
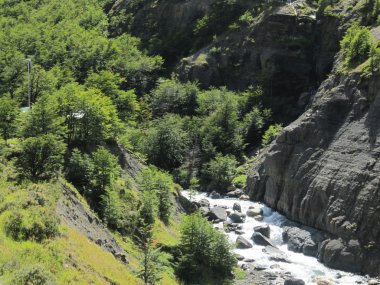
[340,23,375,69]
[4,208,59,242]
[261,124,283,147]
[11,265,54,285]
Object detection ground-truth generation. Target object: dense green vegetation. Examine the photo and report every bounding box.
[1,0,378,283]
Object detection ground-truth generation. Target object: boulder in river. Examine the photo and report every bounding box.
[239,194,250,200]
[282,226,321,257]
[226,188,244,198]
[318,238,362,272]
[208,206,227,221]
[233,202,242,212]
[251,232,276,247]
[229,212,246,223]
[197,198,210,208]
[209,191,221,199]
[236,235,253,249]
[312,277,334,285]
[246,207,262,217]
[284,278,306,285]
[198,206,210,216]
[263,246,290,263]
[254,215,263,221]
[254,224,270,238]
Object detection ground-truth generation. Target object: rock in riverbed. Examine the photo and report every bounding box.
[251,232,276,247]
[254,224,270,238]
[229,212,246,223]
[236,235,253,249]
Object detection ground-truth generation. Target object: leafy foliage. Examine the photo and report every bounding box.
[15,134,66,182]
[0,96,19,141]
[177,213,236,283]
[204,154,237,192]
[340,23,376,69]
[261,124,283,147]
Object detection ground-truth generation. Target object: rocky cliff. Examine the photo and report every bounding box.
[247,29,380,275]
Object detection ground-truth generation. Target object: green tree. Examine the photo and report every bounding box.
[177,213,236,282]
[148,78,199,117]
[66,149,94,192]
[100,187,122,229]
[91,147,119,203]
[54,83,122,144]
[138,168,173,224]
[201,93,244,156]
[16,134,66,182]
[19,95,65,138]
[139,190,158,226]
[0,96,19,142]
[144,114,189,170]
[85,71,140,121]
[205,154,237,192]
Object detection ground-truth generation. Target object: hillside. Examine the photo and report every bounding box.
[0,0,380,284]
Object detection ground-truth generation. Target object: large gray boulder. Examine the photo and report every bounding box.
[209,191,221,199]
[263,246,290,263]
[251,232,276,247]
[197,199,210,208]
[229,212,246,223]
[318,238,363,273]
[236,236,253,249]
[282,226,321,257]
[208,206,227,221]
[233,202,242,212]
[284,278,305,285]
[226,189,244,198]
[246,207,262,217]
[254,225,270,238]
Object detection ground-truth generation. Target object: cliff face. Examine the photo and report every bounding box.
[176,2,341,121]
[247,67,380,274]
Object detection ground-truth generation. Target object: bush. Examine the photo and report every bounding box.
[340,23,375,69]
[204,154,237,192]
[177,213,236,283]
[11,265,54,285]
[261,124,283,147]
[4,208,59,242]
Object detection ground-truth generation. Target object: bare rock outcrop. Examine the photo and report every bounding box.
[247,71,380,275]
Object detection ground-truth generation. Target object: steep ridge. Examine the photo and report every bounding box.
[247,34,380,276]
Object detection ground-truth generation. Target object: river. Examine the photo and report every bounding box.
[181,191,368,285]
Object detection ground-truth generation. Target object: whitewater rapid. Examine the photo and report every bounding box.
[181,191,368,285]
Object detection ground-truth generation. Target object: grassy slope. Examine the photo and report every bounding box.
[0,179,181,285]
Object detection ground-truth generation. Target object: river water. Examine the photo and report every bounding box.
[181,191,368,285]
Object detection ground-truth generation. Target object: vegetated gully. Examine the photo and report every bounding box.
[181,191,368,285]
